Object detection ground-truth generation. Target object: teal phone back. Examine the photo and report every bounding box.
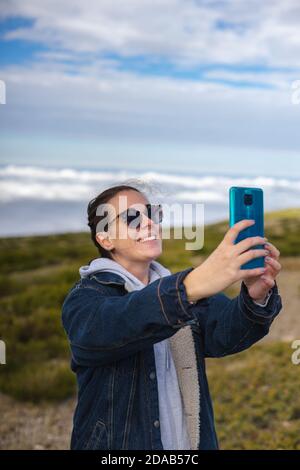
[229,187,265,269]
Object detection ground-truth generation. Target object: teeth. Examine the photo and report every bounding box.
[138,236,157,243]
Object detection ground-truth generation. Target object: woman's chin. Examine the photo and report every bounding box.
[135,240,162,259]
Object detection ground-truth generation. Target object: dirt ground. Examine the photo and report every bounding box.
[0,393,74,450]
[0,257,299,450]
[263,257,300,342]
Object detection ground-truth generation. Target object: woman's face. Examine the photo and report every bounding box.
[97,190,163,263]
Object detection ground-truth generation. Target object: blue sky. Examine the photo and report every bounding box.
[0,0,300,177]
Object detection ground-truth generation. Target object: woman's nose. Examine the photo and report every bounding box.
[140,213,154,229]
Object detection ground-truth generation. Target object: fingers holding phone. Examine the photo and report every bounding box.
[183,219,268,302]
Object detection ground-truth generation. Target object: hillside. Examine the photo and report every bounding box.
[0,208,299,449]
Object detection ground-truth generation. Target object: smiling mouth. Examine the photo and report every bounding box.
[136,235,159,243]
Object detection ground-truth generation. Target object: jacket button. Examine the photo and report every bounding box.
[153,420,160,428]
[149,372,156,380]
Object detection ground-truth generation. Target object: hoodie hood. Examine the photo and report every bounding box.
[79,256,172,369]
[79,257,171,291]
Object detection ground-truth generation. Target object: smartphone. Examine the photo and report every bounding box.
[229,186,265,269]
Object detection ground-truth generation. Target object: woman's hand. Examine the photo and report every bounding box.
[242,241,281,303]
[183,219,270,302]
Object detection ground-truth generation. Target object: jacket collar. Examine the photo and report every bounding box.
[87,270,126,286]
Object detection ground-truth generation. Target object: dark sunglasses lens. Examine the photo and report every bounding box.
[120,206,162,228]
[126,209,141,228]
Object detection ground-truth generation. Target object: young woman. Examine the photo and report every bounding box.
[62,184,282,450]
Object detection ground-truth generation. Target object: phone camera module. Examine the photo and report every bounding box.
[244,194,253,206]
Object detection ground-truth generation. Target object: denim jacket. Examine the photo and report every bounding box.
[61,266,282,450]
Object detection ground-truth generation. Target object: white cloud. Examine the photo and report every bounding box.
[1,58,298,150]
[1,0,300,66]
[1,0,300,154]
[1,163,300,202]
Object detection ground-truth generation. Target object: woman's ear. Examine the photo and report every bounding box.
[96,232,114,252]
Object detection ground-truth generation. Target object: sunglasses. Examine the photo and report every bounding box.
[111,204,163,229]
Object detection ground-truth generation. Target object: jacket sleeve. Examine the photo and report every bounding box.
[61,268,199,367]
[192,277,283,358]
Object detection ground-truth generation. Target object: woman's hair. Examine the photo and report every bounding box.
[87,184,144,258]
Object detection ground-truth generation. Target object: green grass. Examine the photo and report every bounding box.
[207,342,300,450]
[0,208,299,447]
